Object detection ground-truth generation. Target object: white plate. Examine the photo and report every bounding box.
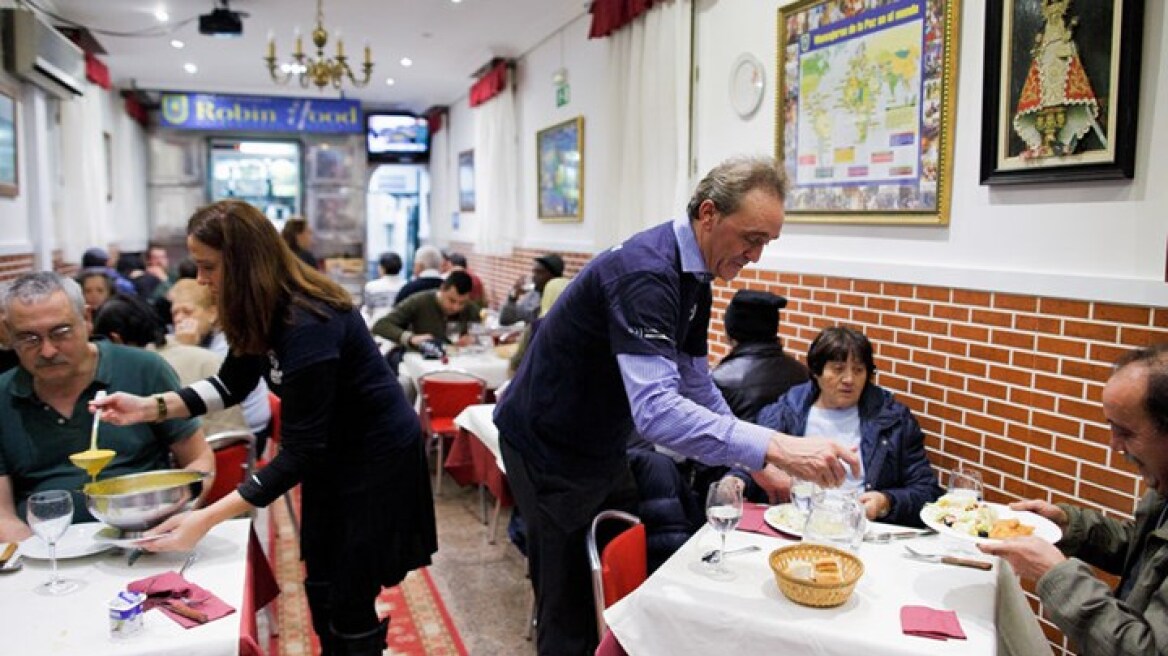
[919,501,1062,545]
[763,503,806,537]
[18,522,115,560]
[92,526,168,549]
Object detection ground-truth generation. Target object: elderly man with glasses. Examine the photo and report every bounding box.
[0,272,213,541]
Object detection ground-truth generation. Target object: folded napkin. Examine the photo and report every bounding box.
[736,503,784,538]
[900,605,967,640]
[128,571,236,628]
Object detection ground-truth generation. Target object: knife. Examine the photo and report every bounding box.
[0,542,16,567]
[863,529,935,543]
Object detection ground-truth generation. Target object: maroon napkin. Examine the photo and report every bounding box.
[900,605,967,640]
[736,503,784,538]
[128,571,236,628]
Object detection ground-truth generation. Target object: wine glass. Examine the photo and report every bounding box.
[803,493,866,552]
[790,477,821,514]
[705,478,744,575]
[445,321,463,349]
[948,466,983,503]
[26,490,81,595]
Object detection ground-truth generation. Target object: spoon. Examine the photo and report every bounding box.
[701,544,761,564]
[69,391,116,482]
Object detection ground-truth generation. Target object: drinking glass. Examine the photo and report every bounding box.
[445,321,463,349]
[948,466,983,502]
[705,479,744,575]
[790,477,821,514]
[26,490,81,595]
[802,493,866,552]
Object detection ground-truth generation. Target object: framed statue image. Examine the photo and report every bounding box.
[776,0,960,225]
[536,116,584,222]
[979,0,1144,184]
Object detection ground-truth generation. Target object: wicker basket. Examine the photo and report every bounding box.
[769,543,864,608]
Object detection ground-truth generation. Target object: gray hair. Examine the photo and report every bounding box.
[415,245,444,271]
[1,271,86,320]
[686,155,789,222]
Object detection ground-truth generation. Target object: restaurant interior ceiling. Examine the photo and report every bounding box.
[43,0,589,112]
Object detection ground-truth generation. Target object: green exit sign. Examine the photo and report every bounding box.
[555,84,570,107]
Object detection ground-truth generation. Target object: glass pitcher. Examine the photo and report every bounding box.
[802,491,866,551]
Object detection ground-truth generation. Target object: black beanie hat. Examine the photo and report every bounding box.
[724,290,788,342]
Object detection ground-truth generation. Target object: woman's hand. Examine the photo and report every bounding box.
[90,392,155,426]
[859,491,891,520]
[140,509,214,553]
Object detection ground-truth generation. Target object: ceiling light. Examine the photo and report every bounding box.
[183,63,198,74]
[400,57,412,67]
[265,0,372,91]
[155,8,170,22]
[171,39,184,49]
[385,77,395,86]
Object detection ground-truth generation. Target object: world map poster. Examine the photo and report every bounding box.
[778,0,957,224]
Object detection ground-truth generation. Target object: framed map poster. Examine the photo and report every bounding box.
[776,0,960,225]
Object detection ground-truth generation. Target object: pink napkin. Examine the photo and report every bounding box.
[128,571,236,628]
[900,605,967,640]
[736,503,784,538]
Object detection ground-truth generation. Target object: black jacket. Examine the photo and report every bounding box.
[712,341,809,422]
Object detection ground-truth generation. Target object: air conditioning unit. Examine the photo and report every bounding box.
[2,9,86,99]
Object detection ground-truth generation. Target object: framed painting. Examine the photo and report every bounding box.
[979,0,1143,184]
[536,116,584,222]
[776,0,960,225]
[458,149,475,212]
[0,87,17,198]
[307,140,356,185]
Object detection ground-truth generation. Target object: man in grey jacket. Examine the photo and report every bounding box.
[981,343,1168,655]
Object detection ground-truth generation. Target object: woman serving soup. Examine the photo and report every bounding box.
[93,200,436,655]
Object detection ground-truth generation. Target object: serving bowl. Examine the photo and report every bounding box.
[769,543,864,608]
[84,470,206,535]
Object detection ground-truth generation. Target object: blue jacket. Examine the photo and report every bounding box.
[756,382,943,527]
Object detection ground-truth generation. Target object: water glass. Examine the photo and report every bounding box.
[790,478,821,514]
[802,493,866,552]
[445,321,463,348]
[27,490,81,595]
[948,466,983,502]
[705,479,745,574]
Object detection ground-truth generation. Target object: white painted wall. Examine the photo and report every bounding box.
[694,0,1168,306]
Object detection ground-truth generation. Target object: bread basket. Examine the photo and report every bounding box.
[769,543,864,608]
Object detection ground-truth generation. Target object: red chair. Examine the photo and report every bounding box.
[204,431,256,506]
[259,392,300,536]
[586,510,647,641]
[418,370,487,495]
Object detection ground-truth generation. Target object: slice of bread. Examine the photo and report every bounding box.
[784,558,815,581]
[813,557,843,584]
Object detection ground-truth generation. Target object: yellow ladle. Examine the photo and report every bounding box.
[69,390,115,482]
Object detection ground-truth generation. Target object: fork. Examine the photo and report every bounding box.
[903,544,993,570]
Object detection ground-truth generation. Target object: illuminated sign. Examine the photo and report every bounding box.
[159,93,362,134]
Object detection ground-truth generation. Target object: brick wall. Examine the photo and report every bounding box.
[448,242,591,308]
[0,253,35,282]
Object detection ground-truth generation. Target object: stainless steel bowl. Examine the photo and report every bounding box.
[84,470,207,534]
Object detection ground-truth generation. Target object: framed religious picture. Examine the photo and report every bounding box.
[536,116,584,222]
[776,0,960,225]
[0,86,18,198]
[458,149,475,212]
[979,0,1143,184]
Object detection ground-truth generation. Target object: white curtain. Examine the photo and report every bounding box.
[57,84,111,260]
[428,124,452,245]
[598,0,692,248]
[472,86,519,256]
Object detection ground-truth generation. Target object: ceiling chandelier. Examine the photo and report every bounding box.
[264,0,372,91]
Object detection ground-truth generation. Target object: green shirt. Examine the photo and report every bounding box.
[371,290,480,349]
[0,340,201,522]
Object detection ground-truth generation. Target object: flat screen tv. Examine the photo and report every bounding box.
[366,112,429,163]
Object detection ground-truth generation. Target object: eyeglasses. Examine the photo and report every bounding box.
[12,324,76,352]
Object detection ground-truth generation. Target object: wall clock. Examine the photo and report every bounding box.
[729,53,765,119]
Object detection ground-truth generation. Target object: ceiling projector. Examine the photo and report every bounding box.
[199,7,244,37]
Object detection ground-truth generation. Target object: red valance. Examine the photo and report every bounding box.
[425,107,446,134]
[85,52,110,90]
[469,61,509,108]
[123,93,148,126]
[589,0,657,39]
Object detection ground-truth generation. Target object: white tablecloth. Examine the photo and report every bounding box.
[606,524,1001,656]
[454,404,504,473]
[401,351,510,390]
[0,519,252,656]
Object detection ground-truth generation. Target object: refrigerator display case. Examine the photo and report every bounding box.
[208,139,301,224]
